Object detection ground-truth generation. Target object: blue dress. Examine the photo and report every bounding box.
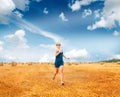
[54,52,64,68]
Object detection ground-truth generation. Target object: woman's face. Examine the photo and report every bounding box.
[56,44,61,49]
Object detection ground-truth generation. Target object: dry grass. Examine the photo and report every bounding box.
[11,62,17,67]
[27,62,33,66]
[117,62,120,65]
[0,62,120,97]
[0,62,4,66]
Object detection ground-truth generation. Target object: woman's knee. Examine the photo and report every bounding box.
[60,69,63,74]
[55,69,59,74]
[56,71,58,74]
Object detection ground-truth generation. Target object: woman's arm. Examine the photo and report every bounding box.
[54,50,61,57]
[63,54,70,59]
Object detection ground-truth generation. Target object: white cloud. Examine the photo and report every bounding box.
[14,11,23,18]
[10,14,64,43]
[0,41,6,59]
[59,12,68,22]
[87,17,106,30]
[69,0,97,11]
[82,9,92,18]
[4,30,29,49]
[1,29,60,62]
[0,42,14,62]
[0,41,4,54]
[94,9,101,18]
[0,0,15,15]
[112,54,120,59]
[39,54,52,62]
[39,44,55,49]
[12,0,30,11]
[113,30,120,36]
[4,55,18,61]
[0,0,15,24]
[1,44,55,62]
[0,0,64,43]
[43,8,48,14]
[88,0,120,30]
[65,49,89,60]
[0,0,30,24]
[69,0,81,11]
[0,0,66,62]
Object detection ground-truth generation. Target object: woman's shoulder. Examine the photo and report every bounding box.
[55,48,63,52]
[55,48,59,53]
[55,48,59,51]
[61,48,63,51]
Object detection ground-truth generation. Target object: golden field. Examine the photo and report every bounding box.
[0,62,120,97]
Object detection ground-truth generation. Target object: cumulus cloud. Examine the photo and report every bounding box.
[69,0,97,11]
[4,55,18,61]
[0,0,15,24]
[12,0,30,11]
[0,0,63,43]
[14,11,23,18]
[0,41,6,59]
[112,54,120,59]
[88,0,120,30]
[0,41,14,61]
[59,12,68,22]
[82,9,92,18]
[4,30,29,49]
[87,17,106,30]
[0,0,15,15]
[113,31,120,36]
[0,0,66,62]
[94,9,101,18]
[0,41,4,54]
[1,44,55,62]
[69,0,80,11]
[0,0,30,24]
[43,8,48,14]
[65,49,89,61]
[39,44,54,49]
[10,15,64,42]
[39,54,52,62]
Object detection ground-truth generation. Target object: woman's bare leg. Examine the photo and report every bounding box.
[53,68,59,80]
[59,65,64,84]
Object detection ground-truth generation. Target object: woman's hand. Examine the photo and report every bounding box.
[65,57,70,59]
[63,55,70,59]
[67,57,70,59]
[59,49,63,53]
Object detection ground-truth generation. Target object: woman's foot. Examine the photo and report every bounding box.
[52,76,55,80]
[61,82,64,86]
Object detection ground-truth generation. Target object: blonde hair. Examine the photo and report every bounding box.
[56,42,61,46]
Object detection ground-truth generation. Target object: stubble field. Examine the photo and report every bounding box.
[0,62,120,97]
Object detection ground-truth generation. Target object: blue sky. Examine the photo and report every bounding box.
[0,0,120,62]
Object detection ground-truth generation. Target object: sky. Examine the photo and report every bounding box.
[0,0,120,62]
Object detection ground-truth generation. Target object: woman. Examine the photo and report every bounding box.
[53,42,69,85]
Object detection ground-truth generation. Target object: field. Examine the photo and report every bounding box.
[0,62,120,97]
